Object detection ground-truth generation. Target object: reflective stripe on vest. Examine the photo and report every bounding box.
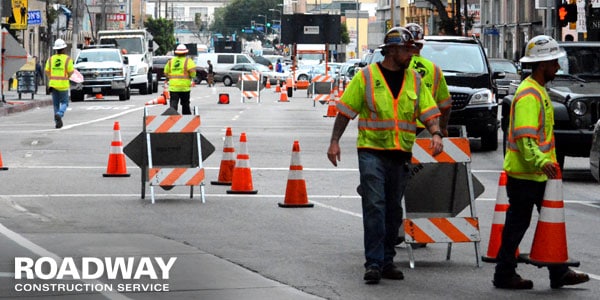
[506,87,553,153]
[357,65,420,133]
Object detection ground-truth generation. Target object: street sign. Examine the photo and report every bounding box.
[9,0,28,30]
[27,10,41,25]
[1,28,28,79]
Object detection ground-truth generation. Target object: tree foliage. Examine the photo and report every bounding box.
[144,18,175,55]
[210,0,281,35]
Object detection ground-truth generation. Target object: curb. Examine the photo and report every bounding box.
[0,99,53,117]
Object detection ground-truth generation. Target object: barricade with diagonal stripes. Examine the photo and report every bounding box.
[310,75,334,107]
[402,136,481,268]
[144,107,205,204]
[240,71,261,103]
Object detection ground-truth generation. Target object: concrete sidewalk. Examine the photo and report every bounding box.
[0,88,53,116]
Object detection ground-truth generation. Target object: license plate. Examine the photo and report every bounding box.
[92,88,101,93]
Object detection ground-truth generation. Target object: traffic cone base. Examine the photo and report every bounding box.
[519,254,580,267]
[103,122,130,177]
[323,100,337,117]
[0,151,8,170]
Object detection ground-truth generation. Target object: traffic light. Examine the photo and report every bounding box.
[558,3,577,27]
[241,28,245,33]
[266,22,271,28]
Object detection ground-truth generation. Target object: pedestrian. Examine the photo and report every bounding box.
[34,56,44,86]
[276,59,283,73]
[164,44,196,115]
[326,27,444,285]
[207,60,214,87]
[406,23,451,137]
[493,35,589,290]
[45,39,74,129]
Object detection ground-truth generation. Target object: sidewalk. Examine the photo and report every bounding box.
[0,87,52,116]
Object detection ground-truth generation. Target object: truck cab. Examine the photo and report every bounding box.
[97,30,158,95]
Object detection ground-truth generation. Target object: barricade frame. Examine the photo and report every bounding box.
[143,106,205,204]
[401,130,481,269]
[309,75,334,107]
[239,71,261,103]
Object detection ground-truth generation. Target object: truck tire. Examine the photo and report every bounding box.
[119,87,130,101]
[139,83,149,95]
[71,90,84,102]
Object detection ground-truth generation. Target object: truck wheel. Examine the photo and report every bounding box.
[71,90,84,102]
[119,87,130,101]
[139,83,149,95]
[480,131,498,151]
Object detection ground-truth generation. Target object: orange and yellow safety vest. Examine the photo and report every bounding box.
[164,56,196,92]
[45,54,74,91]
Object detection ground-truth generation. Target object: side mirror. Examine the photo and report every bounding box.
[148,40,154,52]
[493,71,506,80]
[123,56,129,65]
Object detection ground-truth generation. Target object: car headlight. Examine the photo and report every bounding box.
[137,66,148,75]
[571,100,587,116]
[469,89,495,105]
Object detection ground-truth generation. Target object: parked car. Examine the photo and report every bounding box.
[253,56,273,70]
[489,58,521,99]
[295,64,338,82]
[502,41,600,168]
[213,63,270,86]
[70,46,131,101]
[152,55,172,80]
[365,36,502,150]
[591,120,600,182]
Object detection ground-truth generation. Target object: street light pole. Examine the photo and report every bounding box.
[257,14,268,34]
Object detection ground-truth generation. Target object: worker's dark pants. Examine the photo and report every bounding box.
[170,91,191,115]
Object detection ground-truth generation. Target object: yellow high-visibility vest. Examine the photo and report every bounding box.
[503,76,556,181]
[337,64,440,152]
[45,54,73,91]
[411,55,451,128]
[164,56,196,92]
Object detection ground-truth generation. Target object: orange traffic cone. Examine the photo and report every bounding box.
[338,79,345,97]
[323,98,337,117]
[275,79,281,93]
[521,164,579,267]
[227,133,258,194]
[482,171,519,262]
[102,121,130,177]
[145,95,167,105]
[265,77,271,89]
[278,82,289,102]
[279,141,313,208]
[0,150,8,170]
[211,127,236,186]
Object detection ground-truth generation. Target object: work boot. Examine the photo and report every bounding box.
[493,273,533,289]
[54,114,63,129]
[381,264,404,280]
[363,266,381,284]
[550,270,590,289]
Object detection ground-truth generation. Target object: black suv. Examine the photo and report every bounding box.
[501,42,600,168]
[365,36,502,150]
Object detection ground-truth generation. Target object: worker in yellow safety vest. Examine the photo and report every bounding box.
[406,23,452,137]
[326,27,443,284]
[164,44,197,114]
[45,38,74,128]
[493,35,589,290]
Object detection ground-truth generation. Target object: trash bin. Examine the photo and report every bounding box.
[17,71,37,100]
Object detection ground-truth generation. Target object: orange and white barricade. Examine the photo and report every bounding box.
[310,74,334,107]
[144,107,205,204]
[240,71,261,103]
[402,137,481,268]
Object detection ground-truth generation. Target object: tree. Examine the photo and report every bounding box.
[426,0,458,36]
[210,0,281,35]
[144,18,175,55]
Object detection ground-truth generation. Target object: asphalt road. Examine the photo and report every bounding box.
[0,82,598,299]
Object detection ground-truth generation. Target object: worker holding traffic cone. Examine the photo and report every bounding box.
[492,35,588,290]
[211,127,236,186]
[482,171,519,262]
[279,140,313,208]
[227,133,257,194]
[103,121,130,177]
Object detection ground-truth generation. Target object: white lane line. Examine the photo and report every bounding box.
[26,106,146,133]
[0,223,131,300]
[311,200,362,218]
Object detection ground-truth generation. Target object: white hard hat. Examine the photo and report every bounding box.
[405,23,425,44]
[53,39,67,50]
[520,35,565,63]
[174,44,188,54]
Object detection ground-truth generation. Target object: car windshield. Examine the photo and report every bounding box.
[77,51,120,63]
[557,46,600,76]
[421,42,486,73]
[100,38,143,54]
[490,60,518,74]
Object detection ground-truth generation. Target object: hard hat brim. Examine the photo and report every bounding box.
[520,49,566,63]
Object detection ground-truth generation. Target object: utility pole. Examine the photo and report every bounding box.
[72,0,80,57]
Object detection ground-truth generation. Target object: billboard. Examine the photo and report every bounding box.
[9,0,28,30]
[281,14,341,44]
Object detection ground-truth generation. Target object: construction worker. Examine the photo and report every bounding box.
[327,27,443,284]
[406,23,452,137]
[164,44,196,114]
[45,39,74,129]
[493,35,589,289]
